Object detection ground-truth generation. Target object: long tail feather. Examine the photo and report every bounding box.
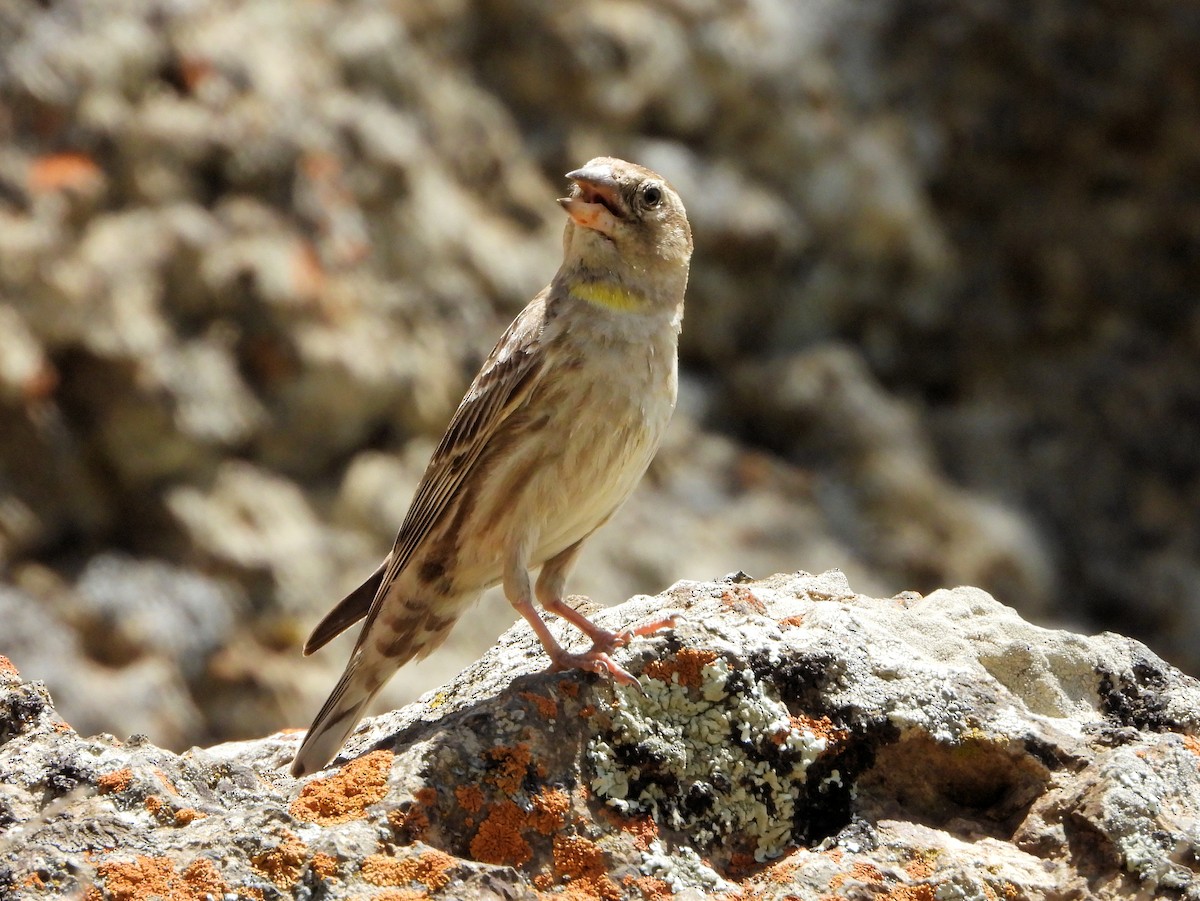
[291,597,468,777]
[290,658,381,778]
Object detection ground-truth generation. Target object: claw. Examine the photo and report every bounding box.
[549,649,639,685]
[541,613,680,687]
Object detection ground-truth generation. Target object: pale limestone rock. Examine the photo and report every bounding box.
[2,573,1197,900]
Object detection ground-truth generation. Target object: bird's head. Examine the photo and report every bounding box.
[558,158,692,311]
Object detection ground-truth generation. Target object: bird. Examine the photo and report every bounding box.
[289,157,693,778]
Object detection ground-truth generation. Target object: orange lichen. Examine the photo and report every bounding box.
[455,784,485,815]
[829,861,885,891]
[469,799,532,867]
[145,796,165,819]
[388,802,430,844]
[289,750,392,825]
[367,890,427,901]
[720,585,767,614]
[181,859,226,896]
[1183,735,1200,756]
[250,832,308,889]
[882,887,936,901]
[904,850,937,879]
[775,714,847,747]
[485,743,533,795]
[520,690,559,718]
[615,815,658,852]
[851,862,884,883]
[548,834,620,901]
[361,850,454,892]
[530,787,570,835]
[725,852,756,880]
[154,769,181,796]
[746,855,799,889]
[94,855,228,901]
[558,679,581,699]
[310,852,339,881]
[579,704,597,719]
[0,656,19,678]
[779,615,805,628]
[624,874,673,900]
[642,649,719,689]
[98,768,134,794]
[383,786,436,842]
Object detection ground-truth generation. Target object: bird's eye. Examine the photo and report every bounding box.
[641,184,662,207]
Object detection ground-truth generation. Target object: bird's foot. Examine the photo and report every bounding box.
[548,614,681,685]
[549,648,640,685]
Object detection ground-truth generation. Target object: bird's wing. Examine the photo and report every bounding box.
[303,557,389,655]
[305,294,550,654]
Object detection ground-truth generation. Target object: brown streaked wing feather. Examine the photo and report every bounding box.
[304,557,389,655]
[348,294,550,652]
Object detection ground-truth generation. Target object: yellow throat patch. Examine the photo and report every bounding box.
[571,280,645,312]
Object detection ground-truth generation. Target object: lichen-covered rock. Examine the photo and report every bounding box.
[2,572,1198,900]
[0,0,1196,785]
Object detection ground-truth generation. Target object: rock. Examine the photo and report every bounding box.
[0,0,1196,760]
[727,346,1056,615]
[0,555,245,749]
[2,572,1198,899]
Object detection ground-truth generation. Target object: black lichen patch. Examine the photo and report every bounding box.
[750,651,843,714]
[1022,733,1086,772]
[0,682,52,745]
[792,717,893,846]
[1097,658,1175,732]
[43,758,95,800]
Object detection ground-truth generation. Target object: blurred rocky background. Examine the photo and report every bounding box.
[0,0,1195,751]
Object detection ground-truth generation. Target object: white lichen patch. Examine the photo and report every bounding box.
[639,840,740,895]
[588,654,829,860]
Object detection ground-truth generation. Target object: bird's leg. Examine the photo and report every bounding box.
[504,548,572,666]
[533,542,677,684]
[505,542,638,683]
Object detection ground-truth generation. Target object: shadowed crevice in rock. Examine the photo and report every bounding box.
[854,733,1052,840]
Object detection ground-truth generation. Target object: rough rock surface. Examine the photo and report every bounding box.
[3,571,1199,900]
[1,0,1197,756]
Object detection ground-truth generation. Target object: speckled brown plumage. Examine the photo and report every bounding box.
[290,158,692,777]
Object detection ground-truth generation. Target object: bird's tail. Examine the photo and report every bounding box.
[289,601,465,778]
[290,655,381,778]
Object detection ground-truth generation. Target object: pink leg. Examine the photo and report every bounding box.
[532,542,677,684]
[503,547,572,667]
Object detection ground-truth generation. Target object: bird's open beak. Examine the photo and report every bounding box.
[559,164,622,237]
